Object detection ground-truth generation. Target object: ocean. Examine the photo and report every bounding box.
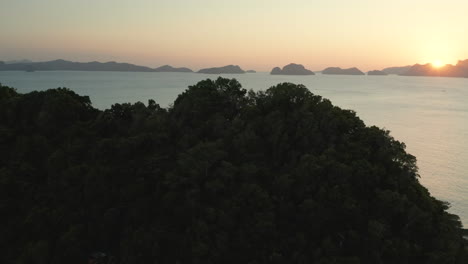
[1,71,467,226]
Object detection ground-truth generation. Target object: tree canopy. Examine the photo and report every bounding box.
[0,78,466,263]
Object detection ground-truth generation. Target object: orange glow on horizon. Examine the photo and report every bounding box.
[1,1,468,72]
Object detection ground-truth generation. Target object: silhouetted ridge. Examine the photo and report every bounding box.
[368,70,388,76]
[401,63,468,78]
[457,59,468,68]
[270,63,315,75]
[0,59,155,72]
[322,67,365,75]
[382,65,412,75]
[5,59,34,64]
[388,59,468,78]
[197,65,245,74]
[154,65,193,72]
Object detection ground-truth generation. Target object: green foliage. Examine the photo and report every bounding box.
[0,79,466,263]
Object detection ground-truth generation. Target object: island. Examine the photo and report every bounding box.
[154,65,193,72]
[0,59,198,73]
[458,59,468,68]
[5,59,34,64]
[270,63,314,75]
[401,60,468,78]
[382,65,412,75]
[0,59,156,72]
[322,67,365,75]
[246,70,256,73]
[197,65,245,74]
[367,70,388,76]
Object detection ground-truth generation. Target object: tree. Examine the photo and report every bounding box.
[0,80,466,263]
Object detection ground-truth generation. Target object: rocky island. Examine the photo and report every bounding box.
[270,63,315,75]
[382,65,412,75]
[0,59,197,73]
[5,59,34,64]
[197,65,245,74]
[154,65,193,72]
[322,67,365,75]
[0,59,156,72]
[401,60,468,78]
[367,70,388,76]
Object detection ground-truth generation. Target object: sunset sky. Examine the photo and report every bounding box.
[1,0,468,71]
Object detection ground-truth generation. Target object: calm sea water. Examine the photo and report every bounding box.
[1,71,467,226]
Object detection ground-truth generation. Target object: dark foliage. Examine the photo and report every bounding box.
[0,79,466,264]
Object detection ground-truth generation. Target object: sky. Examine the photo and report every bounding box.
[1,0,468,71]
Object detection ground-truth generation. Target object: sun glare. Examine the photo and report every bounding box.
[432,60,444,68]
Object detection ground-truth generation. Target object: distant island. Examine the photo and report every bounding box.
[367,70,388,76]
[322,67,365,75]
[400,60,468,78]
[381,59,468,78]
[0,59,156,72]
[154,65,193,72]
[381,65,412,75]
[0,59,194,73]
[270,63,315,75]
[197,65,245,74]
[3,58,468,78]
[5,59,34,64]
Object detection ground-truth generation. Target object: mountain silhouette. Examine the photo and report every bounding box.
[270,63,315,75]
[322,67,365,75]
[381,66,412,75]
[0,59,155,72]
[154,65,193,72]
[197,65,245,74]
[401,61,468,78]
[368,70,388,76]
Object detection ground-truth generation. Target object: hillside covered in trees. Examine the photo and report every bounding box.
[0,78,466,264]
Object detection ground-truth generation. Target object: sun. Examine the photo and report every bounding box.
[432,60,444,68]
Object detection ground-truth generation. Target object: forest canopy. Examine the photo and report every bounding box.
[0,78,466,264]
